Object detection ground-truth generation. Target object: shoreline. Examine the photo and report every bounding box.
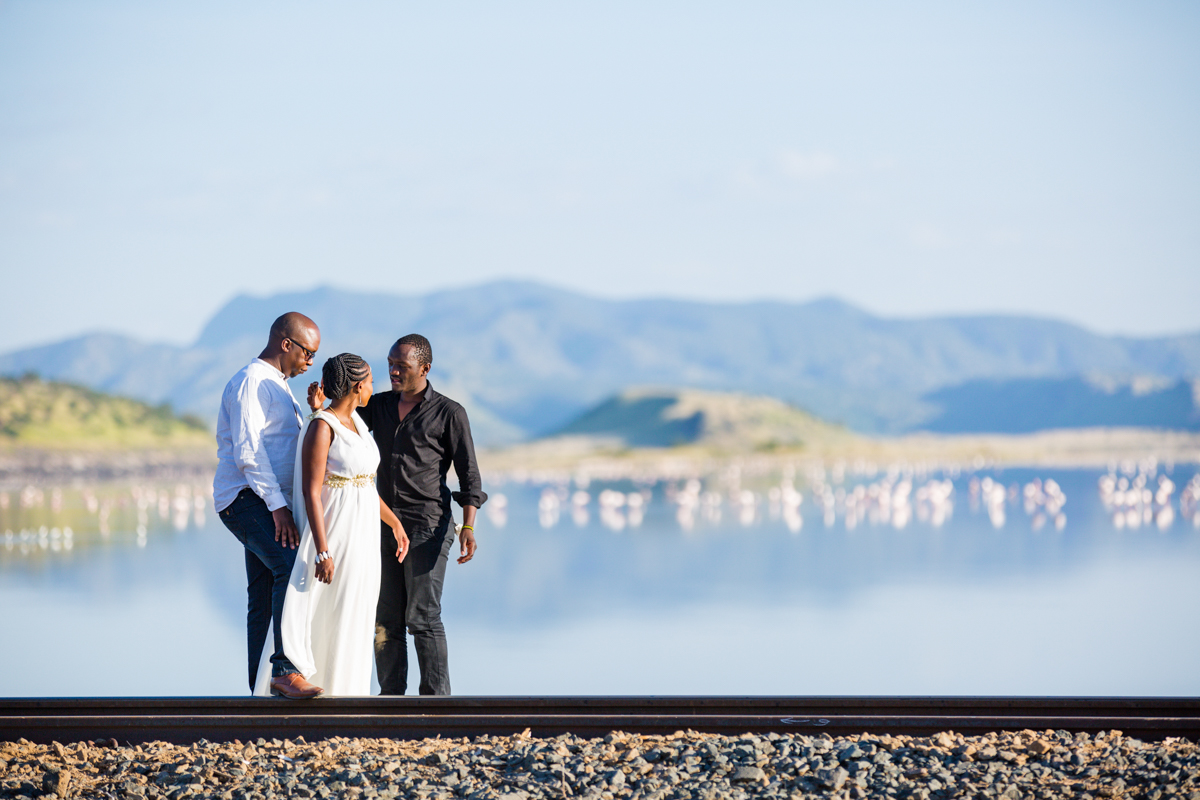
[2,426,1199,489]
[0,448,215,489]
[480,428,1200,484]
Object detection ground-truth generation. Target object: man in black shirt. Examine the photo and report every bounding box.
[355,333,487,695]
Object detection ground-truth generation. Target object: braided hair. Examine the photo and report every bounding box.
[322,353,370,401]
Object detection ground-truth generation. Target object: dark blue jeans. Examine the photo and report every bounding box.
[218,488,299,690]
[375,516,454,695]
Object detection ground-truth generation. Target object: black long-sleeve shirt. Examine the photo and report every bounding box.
[356,383,487,530]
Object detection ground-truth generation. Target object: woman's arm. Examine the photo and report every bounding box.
[302,419,335,583]
[379,498,410,563]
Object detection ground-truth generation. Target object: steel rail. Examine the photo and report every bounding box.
[2,697,1198,745]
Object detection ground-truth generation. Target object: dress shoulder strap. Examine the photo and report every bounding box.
[308,409,342,437]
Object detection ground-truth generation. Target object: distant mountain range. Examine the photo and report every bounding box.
[1,281,1198,445]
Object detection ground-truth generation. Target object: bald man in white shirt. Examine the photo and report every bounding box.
[213,312,325,699]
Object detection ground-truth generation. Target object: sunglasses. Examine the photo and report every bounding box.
[284,337,316,361]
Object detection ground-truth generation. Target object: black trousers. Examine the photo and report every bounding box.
[375,516,454,695]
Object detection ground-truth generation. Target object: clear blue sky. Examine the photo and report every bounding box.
[2,1,1198,351]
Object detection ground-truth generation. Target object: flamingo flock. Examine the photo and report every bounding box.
[6,462,1200,559]
[510,457,1200,535]
[1181,474,1200,526]
[1022,477,1067,532]
[2,525,74,554]
[1098,468,1198,531]
[533,485,653,531]
[810,475,955,530]
[1,481,211,556]
[522,465,963,534]
[490,460,1200,535]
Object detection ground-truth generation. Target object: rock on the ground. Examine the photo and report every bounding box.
[0,728,1196,800]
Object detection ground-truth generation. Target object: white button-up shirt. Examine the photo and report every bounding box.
[213,358,305,513]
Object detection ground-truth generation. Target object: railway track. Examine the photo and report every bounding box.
[3,697,1197,745]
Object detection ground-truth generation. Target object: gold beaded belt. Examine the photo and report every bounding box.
[323,472,376,489]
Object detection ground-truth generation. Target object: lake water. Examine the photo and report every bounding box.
[3,464,1199,697]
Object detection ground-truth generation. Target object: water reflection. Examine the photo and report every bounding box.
[1,481,212,560]
[2,465,1198,696]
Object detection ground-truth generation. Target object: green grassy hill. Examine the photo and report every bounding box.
[0,374,211,450]
[554,387,854,452]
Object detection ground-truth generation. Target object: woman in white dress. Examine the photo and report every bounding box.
[254,353,409,697]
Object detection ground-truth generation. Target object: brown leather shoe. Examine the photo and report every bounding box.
[269,673,324,699]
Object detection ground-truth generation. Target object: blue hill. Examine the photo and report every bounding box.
[922,377,1200,433]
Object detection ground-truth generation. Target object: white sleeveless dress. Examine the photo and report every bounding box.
[253,409,383,697]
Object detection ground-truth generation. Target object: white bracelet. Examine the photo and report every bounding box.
[315,550,331,563]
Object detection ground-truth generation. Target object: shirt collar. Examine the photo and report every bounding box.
[400,381,439,405]
[252,357,287,381]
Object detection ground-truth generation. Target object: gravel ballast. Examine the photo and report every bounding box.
[1,728,1197,800]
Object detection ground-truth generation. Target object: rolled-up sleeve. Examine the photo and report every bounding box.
[448,406,487,509]
[232,378,287,512]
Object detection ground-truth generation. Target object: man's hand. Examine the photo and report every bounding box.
[271,507,300,549]
[307,381,326,411]
[393,525,410,563]
[457,526,476,564]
